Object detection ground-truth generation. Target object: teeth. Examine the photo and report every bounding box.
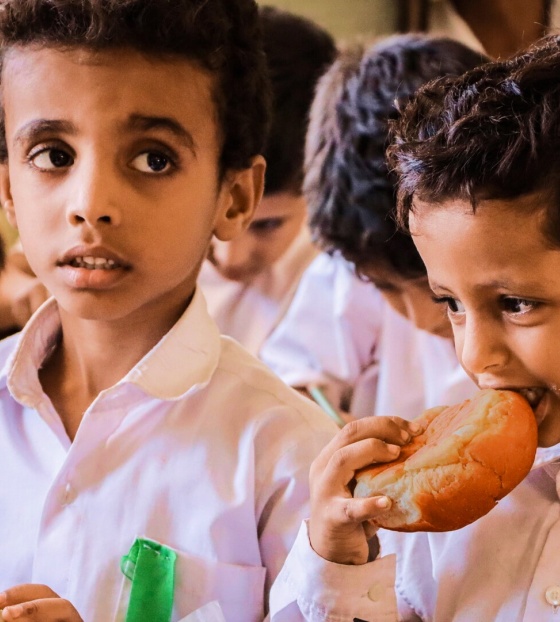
[517,387,545,408]
[70,256,118,270]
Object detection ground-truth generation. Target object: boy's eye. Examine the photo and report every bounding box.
[249,217,284,234]
[130,151,172,174]
[501,297,537,314]
[30,148,73,170]
[432,295,465,314]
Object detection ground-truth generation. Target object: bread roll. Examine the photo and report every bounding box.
[353,389,538,532]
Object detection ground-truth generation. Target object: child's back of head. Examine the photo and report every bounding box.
[258,5,337,197]
[260,34,486,421]
[305,34,488,279]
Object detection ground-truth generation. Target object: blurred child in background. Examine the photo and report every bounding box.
[0,239,48,335]
[198,6,336,356]
[261,34,487,421]
[0,210,48,336]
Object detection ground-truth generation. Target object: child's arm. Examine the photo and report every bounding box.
[269,416,421,621]
[309,416,421,565]
[0,584,83,621]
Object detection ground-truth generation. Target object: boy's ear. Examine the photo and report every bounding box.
[0,163,15,229]
[213,155,266,241]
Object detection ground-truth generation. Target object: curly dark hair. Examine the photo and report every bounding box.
[259,6,336,196]
[389,34,560,247]
[305,34,487,278]
[0,0,270,173]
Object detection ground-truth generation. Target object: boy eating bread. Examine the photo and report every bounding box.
[272,34,560,621]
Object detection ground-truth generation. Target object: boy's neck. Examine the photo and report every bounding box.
[38,298,190,441]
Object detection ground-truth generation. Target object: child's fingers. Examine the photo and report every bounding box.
[328,494,393,526]
[1,597,82,621]
[311,436,401,492]
[312,415,420,473]
[308,495,391,564]
[308,415,423,564]
[0,585,57,608]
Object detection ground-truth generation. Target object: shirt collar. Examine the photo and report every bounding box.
[122,287,221,399]
[4,287,222,406]
[534,443,560,469]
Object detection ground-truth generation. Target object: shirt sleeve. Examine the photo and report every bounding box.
[269,521,398,622]
[260,253,384,398]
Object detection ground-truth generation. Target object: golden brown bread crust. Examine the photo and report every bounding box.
[353,389,538,532]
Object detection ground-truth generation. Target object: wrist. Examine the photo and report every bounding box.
[309,530,370,565]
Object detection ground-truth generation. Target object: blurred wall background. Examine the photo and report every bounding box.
[256,0,399,40]
[258,0,550,58]
[258,0,482,49]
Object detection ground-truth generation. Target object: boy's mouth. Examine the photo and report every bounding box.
[56,246,132,289]
[514,387,545,410]
[67,256,120,270]
[58,246,131,271]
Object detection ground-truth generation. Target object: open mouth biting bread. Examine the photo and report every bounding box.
[353,389,538,532]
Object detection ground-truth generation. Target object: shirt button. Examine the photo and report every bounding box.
[63,483,74,506]
[367,583,383,602]
[545,585,560,608]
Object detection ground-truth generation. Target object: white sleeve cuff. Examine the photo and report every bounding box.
[270,520,398,621]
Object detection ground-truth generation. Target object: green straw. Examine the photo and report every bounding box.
[308,386,346,428]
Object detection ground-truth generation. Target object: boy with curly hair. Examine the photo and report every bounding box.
[275,34,560,622]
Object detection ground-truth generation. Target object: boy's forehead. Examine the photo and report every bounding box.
[410,193,560,290]
[408,197,473,237]
[3,43,214,83]
[409,193,549,237]
[1,44,221,144]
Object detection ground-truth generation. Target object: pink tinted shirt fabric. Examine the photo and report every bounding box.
[0,290,336,621]
[261,252,476,419]
[272,444,560,620]
[198,227,317,357]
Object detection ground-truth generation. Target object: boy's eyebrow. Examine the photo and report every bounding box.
[13,116,197,155]
[126,115,196,153]
[431,278,544,292]
[14,119,76,145]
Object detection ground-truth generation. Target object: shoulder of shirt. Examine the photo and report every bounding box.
[215,335,338,434]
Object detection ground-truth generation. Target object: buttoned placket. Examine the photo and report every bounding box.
[523,461,560,620]
[31,390,131,595]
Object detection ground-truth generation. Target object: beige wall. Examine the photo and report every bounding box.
[258,0,399,41]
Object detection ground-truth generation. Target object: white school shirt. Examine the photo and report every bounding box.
[272,444,560,621]
[260,252,476,420]
[0,289,336,622]
[198,227,318,357]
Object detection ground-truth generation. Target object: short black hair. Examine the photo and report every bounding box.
[259,6,336,195]
[0,0,271,173]
[305,34,487,278]
[390,34,560,248]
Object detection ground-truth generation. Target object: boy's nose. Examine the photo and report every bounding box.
[67,163,122,227]
[458,315,510,378]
